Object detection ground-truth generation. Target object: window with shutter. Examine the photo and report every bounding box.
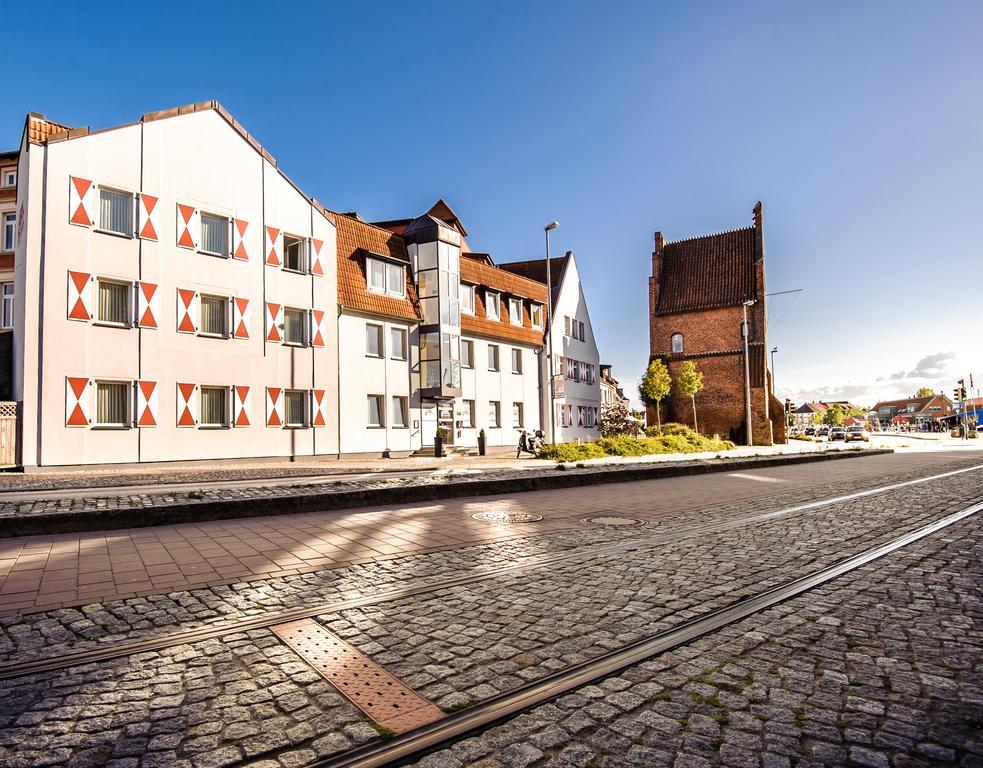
[98,189,133,236]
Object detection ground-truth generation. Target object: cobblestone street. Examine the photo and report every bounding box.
[0,450,978,767]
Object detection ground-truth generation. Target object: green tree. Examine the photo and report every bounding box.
[823,404,846,426]
[677,360,704,433]
[915,387,934,398]
[638,359,672,430]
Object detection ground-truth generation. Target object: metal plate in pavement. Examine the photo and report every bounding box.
[271,619,445,733]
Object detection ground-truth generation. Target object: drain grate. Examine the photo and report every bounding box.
[271,619,445,733]
[472,510,543,523]
[581,515,645,526]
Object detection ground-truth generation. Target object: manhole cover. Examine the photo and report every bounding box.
[472,510,543,523]
[581,516,645,526]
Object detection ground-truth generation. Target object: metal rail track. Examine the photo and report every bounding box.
[309,499,982,768]
[0,463,978,682]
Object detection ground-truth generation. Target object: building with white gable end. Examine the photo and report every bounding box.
[500,251,601,443]
[13,103,338,468]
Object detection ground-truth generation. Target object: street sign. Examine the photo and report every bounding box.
[552,374,565,397]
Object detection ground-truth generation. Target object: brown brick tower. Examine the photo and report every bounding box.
[648,202,784,444]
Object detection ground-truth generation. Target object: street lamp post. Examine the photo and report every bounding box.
[742,300,756,447]
[770,347,778,395]
[544,221,559,444]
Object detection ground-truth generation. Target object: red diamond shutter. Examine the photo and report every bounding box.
[266,387,284,427]
[65,377,91,427]
[137,193,160,241]
[312,389,328,427]
[176,382,198,427]
[232,219,249,261]
[69,176,95,227]
[176,204,199,249]
[67,271,93,321]
[232,297,251,339]
[136,381,158,427]
[233,386,251,427]
[136,282,159,329]
[265,226,282,267]
[176,289,199,334]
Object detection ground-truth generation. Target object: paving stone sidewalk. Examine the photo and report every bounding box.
[406,515,982,768]
[0,466,977,767]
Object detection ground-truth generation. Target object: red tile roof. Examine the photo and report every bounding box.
[462,255,547,346]
[26,113,73,145]
[657,227,756,315]
[335,213,420,322]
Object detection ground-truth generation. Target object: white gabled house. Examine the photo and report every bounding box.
[501,251,601,443]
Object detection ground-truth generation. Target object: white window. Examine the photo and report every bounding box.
[283,234,307,272]
[284,390,309,427]
[0,282,12,329]
[386,262,405,296]
[368,258,386,292]
[366,324,383,357]
[2,169,15,187]
[512,402,524,428]
[488,401,501,428]
[579,321,585,341]
[485,291,500,321]
[2,212,15,251]
[95,381,129,427]
[671,333,684,354]
[199,295,229,337]
[531,303,543,329]
[509,297,522,326]
[462,400,475,428]
[95,279,130,326]
[390,327,407,360]
[366,257,405,297]
[367,394,384,427]
[199,213,229,257]
[99,188,133,236]
[461,339,474,369]
[391,396,408,428]
[283,308,307,346]
[488,344,500,372]
[199,386,228,427]
[461,284,475,315]
[511,348,523,375]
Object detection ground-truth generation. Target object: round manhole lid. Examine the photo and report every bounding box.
[472,510,543,524]
[581,515,645,526]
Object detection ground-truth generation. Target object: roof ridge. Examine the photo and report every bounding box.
[665,225,754,246]
[333,210,409,239]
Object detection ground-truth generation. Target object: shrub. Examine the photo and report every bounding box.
[538,442,607,462]
[791,434,814,442]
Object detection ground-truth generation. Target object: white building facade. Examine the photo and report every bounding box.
[336,203,546,457]
[501,252,600,442]
[13,104,339,468]
[8,105,553,468]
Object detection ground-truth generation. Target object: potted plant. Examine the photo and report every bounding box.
[434,427,446,458]
[477,428,486,456]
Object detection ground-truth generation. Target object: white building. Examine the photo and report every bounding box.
[13,103,339,468]
[501,251,600,442]
[6,101,551,468]
[338,201,547,457]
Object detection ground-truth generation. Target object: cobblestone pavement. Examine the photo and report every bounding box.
[1,453,977,615]
[407,515,982,768]
[0,459,978,766]
[1,457,978,660]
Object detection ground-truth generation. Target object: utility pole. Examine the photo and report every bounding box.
[544,221,559,444]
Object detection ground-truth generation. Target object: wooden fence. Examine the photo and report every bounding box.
[0,401,16,466]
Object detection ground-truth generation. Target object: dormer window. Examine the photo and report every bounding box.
[486,291,500,321]
[509,297,522,326]
[671,333,684,354]
[366,257,405,298]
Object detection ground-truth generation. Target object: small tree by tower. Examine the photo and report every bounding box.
[678,360,704,433]
[639,358,672,430]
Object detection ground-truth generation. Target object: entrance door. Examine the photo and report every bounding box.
[421,402,437,446]
[438,401,455,445]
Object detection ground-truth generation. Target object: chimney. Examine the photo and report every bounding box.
[649,231,665,354]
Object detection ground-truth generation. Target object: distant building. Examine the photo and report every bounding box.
[500,251,601,443]
[0,149,16,399]
[791,400,860,429]
[599,364,628,410]
[871,394,954,427]
[648,203,784,443]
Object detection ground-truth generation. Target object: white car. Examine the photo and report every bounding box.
[845,426,870,442]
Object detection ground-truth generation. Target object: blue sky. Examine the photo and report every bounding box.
[5,1,981,407]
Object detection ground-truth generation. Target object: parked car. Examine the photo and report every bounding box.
[845,426,870,442]
[829,427,846,441]
[804,426,815,436]
[816,426,830,437]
